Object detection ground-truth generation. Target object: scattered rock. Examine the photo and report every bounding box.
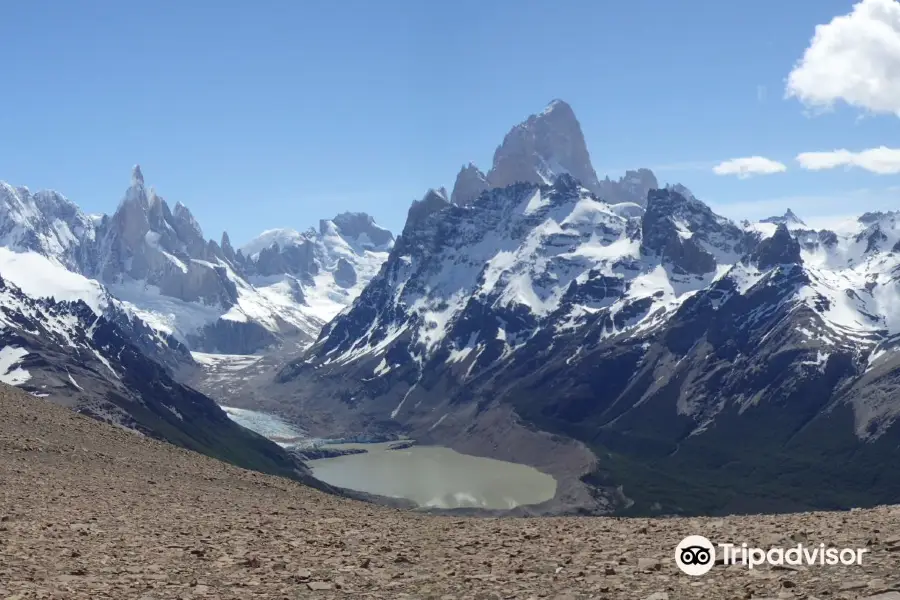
[841,581,870,591]
[638,558,661,572]
[306,581,334,591]
[2,385,899,599]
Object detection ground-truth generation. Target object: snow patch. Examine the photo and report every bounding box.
[0,346,30,385]
[0,248,107,314]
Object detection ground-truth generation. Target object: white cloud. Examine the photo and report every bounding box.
[796,146,900,173]
[712,157,788,178]
[757,85,767,103]
[786,0,900,115]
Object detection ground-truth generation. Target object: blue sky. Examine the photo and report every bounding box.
[2,0,899,244]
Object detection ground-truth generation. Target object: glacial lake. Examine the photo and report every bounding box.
[222,405,557,510]
[308,442,557,510]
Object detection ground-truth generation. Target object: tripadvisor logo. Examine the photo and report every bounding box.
[675,535,716,576]
[675,535,869,576]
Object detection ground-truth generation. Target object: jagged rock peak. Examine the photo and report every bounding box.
[450,163,489,207]
[487,99,601,196]
[623,168,658,189]
[665,182,695,200]
[751,223,802,269]
[405,188,451,232]
[761,208,806,227]
[122,166,149,208]
[173,201,200,229]
[426,187,448,202]
[645,186,689,209]
[596,168,660,207]
[859,210,899,225]
[326,212,394,248]
[220,231,236,262]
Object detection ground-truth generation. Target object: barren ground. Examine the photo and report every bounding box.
[2,384,900,600]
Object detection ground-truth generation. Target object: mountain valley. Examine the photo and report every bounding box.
[8,383,900,599]
[5,99,900,518]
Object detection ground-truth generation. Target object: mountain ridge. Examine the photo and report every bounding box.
[241,100,900,516]
[0,167,395,355]
[7,98,900,517]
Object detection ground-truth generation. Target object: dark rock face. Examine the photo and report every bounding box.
[597,169,659,207]
[333,257,357,288]
[190,318,279,355]
[641,189,717,275]
[450,163,490,207]
[327,212,394,249]
[750,224,802,269]
[859,210,897,225]
[404,189,451,232]
[858,224,888,254]
[253,240,318,278]
[819,230,838,247]
[220,231,236,263]
[486,100,602,195]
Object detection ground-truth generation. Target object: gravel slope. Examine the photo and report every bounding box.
[1,384,899,599]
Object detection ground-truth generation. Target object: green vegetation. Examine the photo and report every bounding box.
[514,397,900,517]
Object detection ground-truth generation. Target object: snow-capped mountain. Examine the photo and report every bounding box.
[0,267,315,480]
[0,166,397,482]
[0,167,394,356]
[450,100,658,209]
[236,212,393,325]
[0,182,95,269]
[0,246,191,372]
[260,101,900,515]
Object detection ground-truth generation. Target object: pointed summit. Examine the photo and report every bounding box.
[486,99,601,195]
[405,188,451,232]
[540,98,575,116]
[751,223,802,269]
[122,165,149,208]
[761,208,807,228]
[450,163,489,207]
[221,231,237,262]
[784,208,805,226]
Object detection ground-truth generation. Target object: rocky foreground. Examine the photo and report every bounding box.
[1,385,899,599]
